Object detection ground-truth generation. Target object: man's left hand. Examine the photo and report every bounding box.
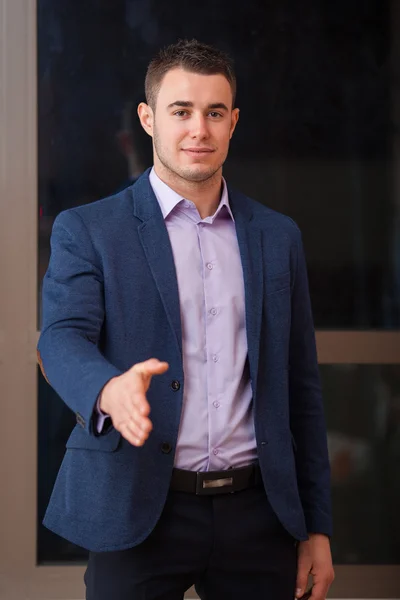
[295,533,335,600]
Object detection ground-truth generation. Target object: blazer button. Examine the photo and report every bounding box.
[161,442,172,454]
[171,380,180,391]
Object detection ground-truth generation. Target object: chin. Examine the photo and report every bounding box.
[179,165,218,182]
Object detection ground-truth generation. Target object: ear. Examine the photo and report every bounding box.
[229,108,240,139]
[137,103,154,138]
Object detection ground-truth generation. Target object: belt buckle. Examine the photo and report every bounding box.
[195,471,234,495]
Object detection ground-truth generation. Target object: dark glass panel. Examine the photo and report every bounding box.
[38,0,400,329]
[322,365,400,564]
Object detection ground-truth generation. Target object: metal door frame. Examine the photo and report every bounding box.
[0,1,399,597]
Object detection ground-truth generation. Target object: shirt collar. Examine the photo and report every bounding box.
[149,167,234,222]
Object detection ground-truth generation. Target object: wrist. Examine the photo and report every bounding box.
[307,533,330,541]
[99,376,117,414]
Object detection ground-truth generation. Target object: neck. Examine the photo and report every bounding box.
[153,163,223,219]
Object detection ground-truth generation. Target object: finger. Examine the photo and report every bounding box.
[118,400,153,434]
[120,421,149,447]
[116,422,141,446]
[296,565,311,598]
[128,411,153,435]
[113,405,152,440]
[310,580,329,600]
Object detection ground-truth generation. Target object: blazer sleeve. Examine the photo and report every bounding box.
[288,224,333,537]
[37,209,122,435]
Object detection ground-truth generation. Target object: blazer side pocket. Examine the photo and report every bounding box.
[66,423,121,452]
[265,271,290,295]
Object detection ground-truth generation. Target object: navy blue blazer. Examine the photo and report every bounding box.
[38,169,332,552]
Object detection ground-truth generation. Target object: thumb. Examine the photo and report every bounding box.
[131,358,169,378]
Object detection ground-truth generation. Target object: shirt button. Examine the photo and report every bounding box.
[212,355,219,362]
[210,308,217,316]
[213,401,220,408]
[213,449,219,455]
[207,263,213,270]
[171,380,180,391]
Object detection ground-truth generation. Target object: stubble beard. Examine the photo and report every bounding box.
[153,128,225,186]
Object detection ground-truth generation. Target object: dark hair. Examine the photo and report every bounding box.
[145,39,236,109]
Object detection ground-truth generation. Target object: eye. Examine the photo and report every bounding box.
[173,110,188,117]
[209,111,223,118]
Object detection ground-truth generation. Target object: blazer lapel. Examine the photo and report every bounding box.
[229,189,264,394]
[131,172,182,358]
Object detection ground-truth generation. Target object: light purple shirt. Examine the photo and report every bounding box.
[98,168,257,471]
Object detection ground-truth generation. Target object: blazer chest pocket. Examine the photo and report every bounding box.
[66,424,121,452]
[265,271,290,295]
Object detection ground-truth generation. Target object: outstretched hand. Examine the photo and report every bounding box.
[99,358,169,446]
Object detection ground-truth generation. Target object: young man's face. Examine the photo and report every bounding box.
[139,68,239,183]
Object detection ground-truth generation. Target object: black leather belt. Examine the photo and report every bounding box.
[170,463,262,495]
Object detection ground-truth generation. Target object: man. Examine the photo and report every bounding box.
[38,39,334,600]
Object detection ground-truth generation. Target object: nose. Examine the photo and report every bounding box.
[189,114,209,139]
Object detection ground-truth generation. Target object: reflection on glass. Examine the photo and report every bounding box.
[37,368,88,563]
[38,0,400,329]
[37,364,400,564]
[322,365,400,564]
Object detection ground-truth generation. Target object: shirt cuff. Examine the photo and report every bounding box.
[95,395,110,434]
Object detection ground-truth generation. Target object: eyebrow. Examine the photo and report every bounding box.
[167,101,229,111]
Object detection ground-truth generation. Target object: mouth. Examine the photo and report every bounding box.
[182,147,215,157]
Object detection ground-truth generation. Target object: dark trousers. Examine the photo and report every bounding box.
[84,484,297,600]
